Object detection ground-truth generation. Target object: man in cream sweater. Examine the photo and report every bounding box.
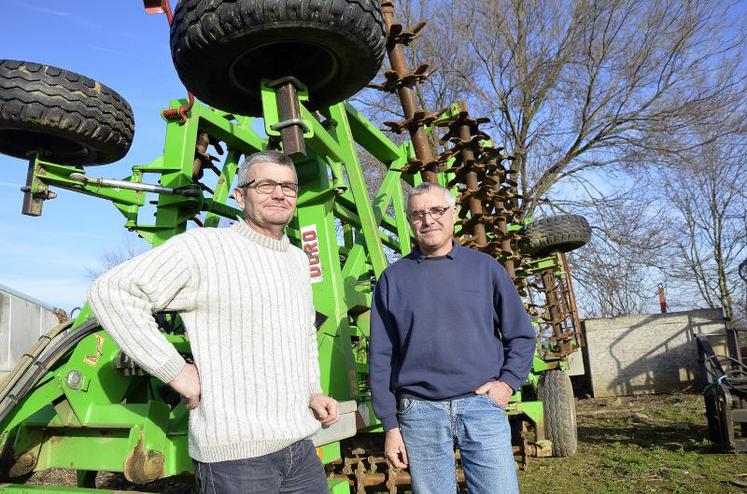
[88,150,337,493]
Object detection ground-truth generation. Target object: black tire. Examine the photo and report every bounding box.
[170,0,386,116]
[0,60,134,166]
[538,369,578,457]
[521,214,591,257]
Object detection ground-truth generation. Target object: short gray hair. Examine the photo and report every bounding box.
[236,150,296,188]
[406,182,456,212]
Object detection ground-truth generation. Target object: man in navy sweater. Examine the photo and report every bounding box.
[370,182,536,494]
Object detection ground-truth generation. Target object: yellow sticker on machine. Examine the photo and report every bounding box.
[83,333,105,367]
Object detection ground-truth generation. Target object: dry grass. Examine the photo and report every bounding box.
[519,393,746,493]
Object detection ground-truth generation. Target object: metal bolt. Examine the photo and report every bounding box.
[66,370,83,390]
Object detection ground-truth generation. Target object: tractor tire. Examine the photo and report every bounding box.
[0,60,134,166]
[170,0,386,116]
[521,214,591,257]
[538,369,578,457]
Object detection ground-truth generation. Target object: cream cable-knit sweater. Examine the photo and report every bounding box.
[88,221,323,463]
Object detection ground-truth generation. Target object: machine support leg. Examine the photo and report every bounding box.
[268,77,307,159]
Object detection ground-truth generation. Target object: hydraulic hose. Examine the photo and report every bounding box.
[0,319,100,425]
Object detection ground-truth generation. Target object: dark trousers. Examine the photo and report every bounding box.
[194,439,329,494]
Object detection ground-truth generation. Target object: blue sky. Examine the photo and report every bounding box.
[1,1,187,311]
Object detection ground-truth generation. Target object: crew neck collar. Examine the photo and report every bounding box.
[232,220,289,251]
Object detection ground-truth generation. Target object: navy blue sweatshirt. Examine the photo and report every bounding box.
[369,243,536,431]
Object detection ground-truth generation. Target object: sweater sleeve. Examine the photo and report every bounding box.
[493,263,537,392]
[369,273,400,431]
[296,249,323,396]
[307,301,323,396]
[87,236,196,384]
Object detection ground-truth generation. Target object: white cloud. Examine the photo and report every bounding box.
[18,3,100,31]
[87,45,157,63]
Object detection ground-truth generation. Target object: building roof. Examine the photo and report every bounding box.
[0,283,60,312]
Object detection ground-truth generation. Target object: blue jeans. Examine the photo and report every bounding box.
[398,394,518,494]
[193,439,328,493]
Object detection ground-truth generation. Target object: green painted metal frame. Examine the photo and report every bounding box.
[1,90,572,491]
[0,96,422,491]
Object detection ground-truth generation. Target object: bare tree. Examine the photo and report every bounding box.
[655,131,747,325]
[552,174,671,317]
[356,0,747,319]
[363,0,746,219]
[85,236,146,280]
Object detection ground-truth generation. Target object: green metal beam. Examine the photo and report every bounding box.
[344,103,401,163]
[204,150,241,227]
[327,104,388,277]
[1,81,572,492]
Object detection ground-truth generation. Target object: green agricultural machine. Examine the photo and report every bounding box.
[0,1,590,492]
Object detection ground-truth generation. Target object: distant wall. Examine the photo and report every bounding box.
[583,308,728,397]
[0,285,63,374]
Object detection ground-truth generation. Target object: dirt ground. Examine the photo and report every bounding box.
[22,393,745,493]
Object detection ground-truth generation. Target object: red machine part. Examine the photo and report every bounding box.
[143,0,194,122]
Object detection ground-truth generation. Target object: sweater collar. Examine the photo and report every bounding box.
[412,240,460,262]
[232,220,289,252]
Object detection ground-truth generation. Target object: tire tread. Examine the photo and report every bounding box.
[522,214,591,257]
[538,369,578,457]
[0,60,134,165]
[170,0,386,115]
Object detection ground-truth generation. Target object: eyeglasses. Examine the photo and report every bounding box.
[241,179,299,198]
[407,206,451,222]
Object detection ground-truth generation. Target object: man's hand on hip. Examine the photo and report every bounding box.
[309,394,339,425]
[475,380,514,408]
[384,427,408,468]
[169,363,201,410]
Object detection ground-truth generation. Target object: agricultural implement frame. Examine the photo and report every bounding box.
[0,1,590,492]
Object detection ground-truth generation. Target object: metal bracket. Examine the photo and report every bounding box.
[260,78,314,159]
[20,153,50,217]
[265,76,305,90]
[270,118,310,133]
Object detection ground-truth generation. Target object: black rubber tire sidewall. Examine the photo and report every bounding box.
[538,369,578,457]
[521,214,592,257]
[170,0,386,116]
[0,60,134,166]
